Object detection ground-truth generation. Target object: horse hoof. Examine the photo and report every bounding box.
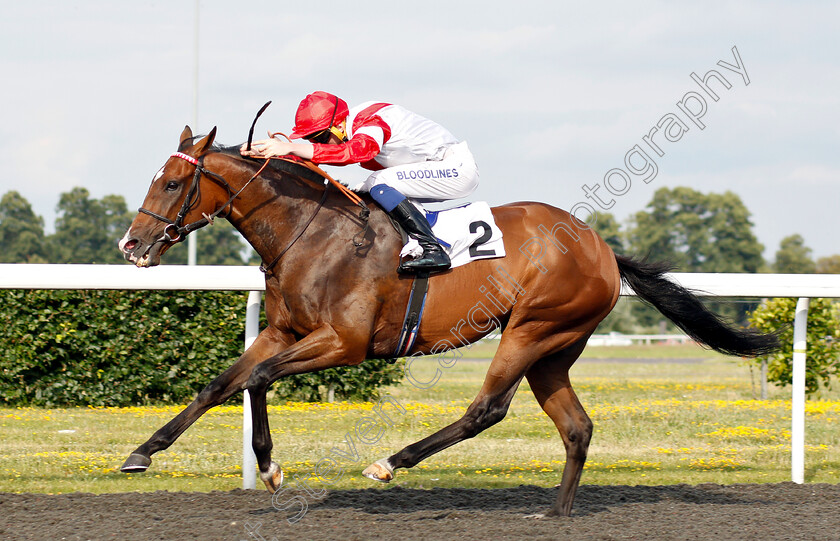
[523,513,547,519]
[544,507,571,518]
[260,462,284,492]
[362,458,394,483]
[120,453,151,473]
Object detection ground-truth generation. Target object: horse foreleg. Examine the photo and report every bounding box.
[243,324,366,492]
[120,327,292,472]
[525,344,592,517]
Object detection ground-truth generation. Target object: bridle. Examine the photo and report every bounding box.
[138,152,246,244]
[137,150,368,274]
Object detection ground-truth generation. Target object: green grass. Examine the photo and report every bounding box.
[462,340,730,360]
[1,342,839,494]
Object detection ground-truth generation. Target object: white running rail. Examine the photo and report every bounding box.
[3,264,840,487]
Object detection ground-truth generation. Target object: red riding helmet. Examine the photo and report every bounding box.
[289,91,349,139]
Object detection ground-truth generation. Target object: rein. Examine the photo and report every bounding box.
[268,131,370,211]
[139,150,369,274]
[257,155,371,273]
[258,180,331,274]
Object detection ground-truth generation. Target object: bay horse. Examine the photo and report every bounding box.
[119,126,777,517]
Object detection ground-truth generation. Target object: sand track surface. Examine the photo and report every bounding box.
[3,483,839,540]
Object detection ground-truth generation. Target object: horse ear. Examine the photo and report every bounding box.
[192,127,217,157]
[180,126,193,146]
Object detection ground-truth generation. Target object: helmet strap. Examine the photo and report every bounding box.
[321,96,347,142]
[329,125,348,142]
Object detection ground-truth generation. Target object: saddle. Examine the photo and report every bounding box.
[274,157,505,358]
[397,202,505,269]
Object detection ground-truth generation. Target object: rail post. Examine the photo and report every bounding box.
[243,290,261,489]
[791,297,809,484]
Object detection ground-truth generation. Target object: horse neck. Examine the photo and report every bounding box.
[207,153,332,263]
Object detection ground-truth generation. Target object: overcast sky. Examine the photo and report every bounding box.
[2,1,838,260]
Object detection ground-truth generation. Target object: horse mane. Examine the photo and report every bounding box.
[180,135,341,187]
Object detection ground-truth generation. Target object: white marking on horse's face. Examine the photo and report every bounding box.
[151,166,165,185]
[119,229,141,264]
[118,230,131,252]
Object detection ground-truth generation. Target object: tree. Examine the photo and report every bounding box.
[592,211,624,254]
[0,191,48,263]
[626,187,764,328]
[703,192,764,273]
[773,234,816,274]
[164,221,254,265]
[749,298,840,395]
[626,187,764,272]
[817,255,840,274]
[48,188,134,264]
[626,186,706,270]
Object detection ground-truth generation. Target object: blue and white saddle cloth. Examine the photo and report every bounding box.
[399,201,505,268]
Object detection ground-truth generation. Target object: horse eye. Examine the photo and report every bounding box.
[164,181,180,192]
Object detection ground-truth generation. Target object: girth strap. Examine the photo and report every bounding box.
[393,273,430,359]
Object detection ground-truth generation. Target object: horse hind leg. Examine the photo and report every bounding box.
[525,338,593,517]
[364,375,524,481]
[363,330,542,482]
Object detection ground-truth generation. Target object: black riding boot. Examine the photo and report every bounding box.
[389,200,451,274]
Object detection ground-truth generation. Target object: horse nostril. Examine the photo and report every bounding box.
[124,239,138,252]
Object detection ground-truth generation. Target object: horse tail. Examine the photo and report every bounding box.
[615,255,778,356]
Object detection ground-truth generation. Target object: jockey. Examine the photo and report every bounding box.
[241,91,479,274]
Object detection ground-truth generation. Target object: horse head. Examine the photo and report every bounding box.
[120,126,231,267]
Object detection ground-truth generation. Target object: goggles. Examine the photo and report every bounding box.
[305,125,346,144]
[303,95,347,144]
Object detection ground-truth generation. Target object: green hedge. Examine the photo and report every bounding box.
[0,289,402,407]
